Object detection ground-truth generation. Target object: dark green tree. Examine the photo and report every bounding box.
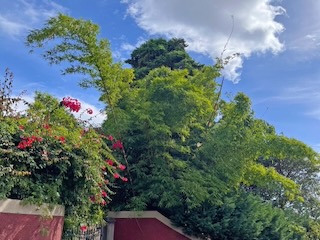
[170,191,303,240]
[125,38,203,79]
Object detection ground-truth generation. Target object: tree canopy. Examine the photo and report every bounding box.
[20,14,320,239]
[125,38,203,79]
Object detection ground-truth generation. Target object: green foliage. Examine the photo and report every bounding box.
[26,14,134,106]
[105,66,218,210]
[171,191,303,240]
[241,134,320,220]
[125,38,203,79]
[23,13,320,238]
[0,92,118,229]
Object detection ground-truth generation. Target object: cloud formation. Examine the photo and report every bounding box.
[123,0,285,82]
[0,0,67,38]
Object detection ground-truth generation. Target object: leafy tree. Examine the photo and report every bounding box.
[25,14,320,239]
[104,66,219,210]
[26,14,133,107]
[125,38,203,79]
[170,191,303,240]
[244,134,320,216]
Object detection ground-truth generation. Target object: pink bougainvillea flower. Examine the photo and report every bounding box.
[80,225,87,232]
[43,124,50,130]
[89,195,96,202]
[101,190,107,198]
[61,97,81,112]
[86,108,93,114]
[107,135,114,141]
[112,140,123,150]
[17,136,41,149]
[106,159,114,166]
[58,136,66,144]
[121,177,128,182]
[17,142,27,149]
[118,164,126,171]
[113,173,120,179]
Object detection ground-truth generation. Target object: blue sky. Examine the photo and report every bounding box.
[1,0,320,151]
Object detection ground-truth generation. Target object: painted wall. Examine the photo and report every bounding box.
[114,218,191,240]
[0,213,64,240]
[0,199,64,240]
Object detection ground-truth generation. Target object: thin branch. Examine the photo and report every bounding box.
[205,15,235,129]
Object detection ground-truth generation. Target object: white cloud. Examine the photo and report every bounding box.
[123,0,285,82]
[121,37,146,52]
[0,0,67,38]
[113,37,146,62]
[0,16,29,37]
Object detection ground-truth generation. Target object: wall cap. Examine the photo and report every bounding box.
[0,199,65,216]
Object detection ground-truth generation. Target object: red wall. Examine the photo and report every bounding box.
[0,213,64,240]
[114,218,191,240]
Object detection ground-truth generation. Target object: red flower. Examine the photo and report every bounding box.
[121,177,128,182]
[43,124,50,130]
[113,173,120,179]
[108,135,114,141]
[86,108,93,114]
[101,190,107,198]
[118,164,126,171]
[19,125,24,130]
[17,136,41,149]
[61,97,81,112]
[80,225,87,232]
[106,159,114,166]
[89,195,96,202]
[17,142,27,149]
[112,140,123,150]
[59,136,66,144]
[100,199,107,206]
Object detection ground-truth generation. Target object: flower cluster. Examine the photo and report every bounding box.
[55,136,66,144]
[105,135,128,182]
[104,158,128,182]
[88,181,110,206]
[17,136,42,149]
[80,225,87,232]
[15,95,128,232]
[112,140,123,150]
[61,97,81,112]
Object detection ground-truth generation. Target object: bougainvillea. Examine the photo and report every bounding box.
[61,96,81,112]
[0,91,128,233]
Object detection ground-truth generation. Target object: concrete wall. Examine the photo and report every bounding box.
[0,199,64,240]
